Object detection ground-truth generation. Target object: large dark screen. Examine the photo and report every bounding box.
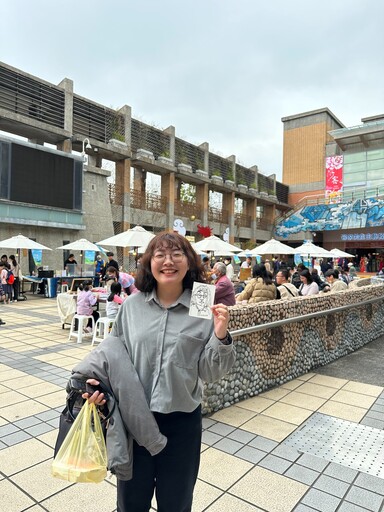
[10,144,80,209]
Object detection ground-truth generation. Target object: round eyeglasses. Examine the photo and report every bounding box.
[152,251,185,263]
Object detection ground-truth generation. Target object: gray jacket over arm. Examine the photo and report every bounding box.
[71,335,167,480]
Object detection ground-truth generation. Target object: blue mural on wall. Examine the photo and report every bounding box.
[275,196,384,238]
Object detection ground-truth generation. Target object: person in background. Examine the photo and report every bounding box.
[0,262,13,304]
[80,231,235,511]
[9,255,21,302]
[275,268,299,299]
[264,259,272,274]
[105,267,138,295]
[291,263,307,289]
[236,263,277,303]
[94,254,105,286]
[202,256,213,282]
[1,254,8,266]
[311,268,325,291]
[224,257,234,280]
[106,281,125,319]
[298,269,319,296]
[64,253,77,268]
[323,269,348,293]
[241,256,252,269]
[211,262,236,306]
[320,258,333,276]
[76,280,99,331]
[101,252,119,281]
[348,262,357,279]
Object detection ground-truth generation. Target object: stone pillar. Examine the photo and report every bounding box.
[222,191,235,243]
[57,77,73,153]
[227,154,236,181]
[246,198,257,240]
[250,165,259,190]
[116,159,132,264]
[268,173,277,195]
[118,105,131,148]
[264,203,276,232]
[161,172,176,230]
[196,183,209,226]
[164,125,175,162]
[199,142,209,171]
[133,168,146,193]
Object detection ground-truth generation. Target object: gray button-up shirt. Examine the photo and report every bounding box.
[112,289,236,414]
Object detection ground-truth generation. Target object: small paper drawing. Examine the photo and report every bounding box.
[189,283,215,319]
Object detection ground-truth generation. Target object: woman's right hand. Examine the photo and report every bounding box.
[81,378,106,405]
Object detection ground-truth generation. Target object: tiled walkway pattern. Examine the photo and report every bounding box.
[0,298,384,511]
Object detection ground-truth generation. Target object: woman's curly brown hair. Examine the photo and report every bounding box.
[135,232,207,293]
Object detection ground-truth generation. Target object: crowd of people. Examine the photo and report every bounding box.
[201,253,362,306]
[0,254,21,303]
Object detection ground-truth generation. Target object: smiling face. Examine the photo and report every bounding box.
[150,242,189,293]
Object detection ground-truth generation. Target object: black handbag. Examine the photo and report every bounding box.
[54,377,116,457]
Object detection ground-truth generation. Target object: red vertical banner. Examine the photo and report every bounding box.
[325,156,343,203]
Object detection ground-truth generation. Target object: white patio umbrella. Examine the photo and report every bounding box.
[57,239,101,252]
[237,250,256,258]
[0,234,51,251]
[97,226,155,248]
[329,248,355,258]
[57,239,102,276]
[210,250,236,258]
[192,235,242,254]
[249,238,295,256]
[190,245,208,256]
[294,241,334,258]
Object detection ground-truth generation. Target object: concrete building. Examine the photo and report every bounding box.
[0,61,289,272]
[277,108,384,268]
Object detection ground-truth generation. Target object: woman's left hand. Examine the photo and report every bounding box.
[211,303,229,339]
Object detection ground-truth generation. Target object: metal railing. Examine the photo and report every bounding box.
[174,199,202,219]
[208,206,229,224]
[229,293,384,338]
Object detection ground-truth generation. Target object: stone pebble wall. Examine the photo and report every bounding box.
[202,281,384,415]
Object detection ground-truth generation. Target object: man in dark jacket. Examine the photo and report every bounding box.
[101,252,119,281]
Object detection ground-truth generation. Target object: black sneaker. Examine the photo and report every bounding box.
[0,319,5,326]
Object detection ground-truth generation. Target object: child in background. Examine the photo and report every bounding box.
[106,282,125,319]
[76,280,99,332]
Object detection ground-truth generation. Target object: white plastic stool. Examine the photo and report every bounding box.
[61,283,69,293]
[68,314,95,344]
[92,317,115,345]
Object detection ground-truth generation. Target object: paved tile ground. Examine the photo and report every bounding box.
[0,296,384,511]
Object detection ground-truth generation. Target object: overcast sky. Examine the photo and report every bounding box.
[2,0,384,182]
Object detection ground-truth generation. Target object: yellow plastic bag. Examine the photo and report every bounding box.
[52,401,107,483]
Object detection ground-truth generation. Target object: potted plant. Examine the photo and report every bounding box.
[157,150,173,166]
[136,148,155,160]
[248,182,258,196]
[225,171,235,187]
[237,178,248,193]
[211,169,223,184]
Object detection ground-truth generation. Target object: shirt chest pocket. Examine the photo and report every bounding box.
[172,334,206,370]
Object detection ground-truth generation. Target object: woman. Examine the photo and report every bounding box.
[298,269,319,296]
[105,266,138,295]
[78,232,235,511]
[76,280,99,331]
[9,254,21,302]
[236,263,277,303]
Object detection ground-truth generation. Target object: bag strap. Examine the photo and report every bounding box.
[66,378,116,423]
[281,284,295,297]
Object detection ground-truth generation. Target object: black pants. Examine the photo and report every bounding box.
[117,406,202,512]
[13,278,20,300]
